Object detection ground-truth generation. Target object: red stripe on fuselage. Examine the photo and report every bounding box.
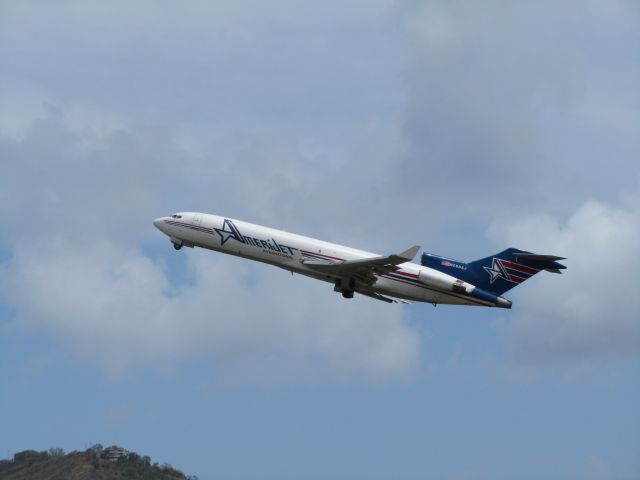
[394,270,419,279]
[165,220,212,233]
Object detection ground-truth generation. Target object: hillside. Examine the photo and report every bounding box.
[0,446,197,480]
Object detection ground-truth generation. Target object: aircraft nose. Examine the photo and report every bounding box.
[153,217,165,230]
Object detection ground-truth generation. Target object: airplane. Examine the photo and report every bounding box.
[153,212,566,308]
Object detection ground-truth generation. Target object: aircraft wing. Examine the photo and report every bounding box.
[302,245,420,285]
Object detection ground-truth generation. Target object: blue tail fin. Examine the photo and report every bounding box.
[421,248,566,296]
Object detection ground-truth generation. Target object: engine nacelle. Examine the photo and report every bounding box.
[418,268,510,307]
[418,268,471,294]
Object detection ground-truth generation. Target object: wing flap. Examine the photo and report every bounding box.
[356,290,414,304]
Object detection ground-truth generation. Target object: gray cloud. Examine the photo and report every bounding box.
[0,0,420,248]
[0,0,400,129]
[396,0,640,221]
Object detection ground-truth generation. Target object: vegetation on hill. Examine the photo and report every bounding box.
[0,445,198,480]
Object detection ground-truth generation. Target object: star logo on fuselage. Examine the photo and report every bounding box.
[214,219,243,246]
[484,258,510,284]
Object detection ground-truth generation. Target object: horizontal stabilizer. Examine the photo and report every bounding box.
[545,268,563,274]
[513,253,566,262]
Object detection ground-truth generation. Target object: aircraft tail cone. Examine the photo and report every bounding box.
[496,297,512,309]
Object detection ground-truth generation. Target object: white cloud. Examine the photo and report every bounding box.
[487,188,640,362]
[3,239,419,380]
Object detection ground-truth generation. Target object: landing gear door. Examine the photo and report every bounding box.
[192,213,202,226]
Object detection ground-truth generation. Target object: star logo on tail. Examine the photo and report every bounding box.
[484,258,510,284]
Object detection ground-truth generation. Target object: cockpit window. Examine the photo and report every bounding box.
[171,214,182,219]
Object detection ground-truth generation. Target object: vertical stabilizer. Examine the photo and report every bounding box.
[421,248,566,295]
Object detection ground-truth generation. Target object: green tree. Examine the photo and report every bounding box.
[48,448,64,458]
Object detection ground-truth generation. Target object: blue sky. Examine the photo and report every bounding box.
[1,1,639,479]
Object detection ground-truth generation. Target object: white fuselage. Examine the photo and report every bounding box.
[153,212,507,307]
